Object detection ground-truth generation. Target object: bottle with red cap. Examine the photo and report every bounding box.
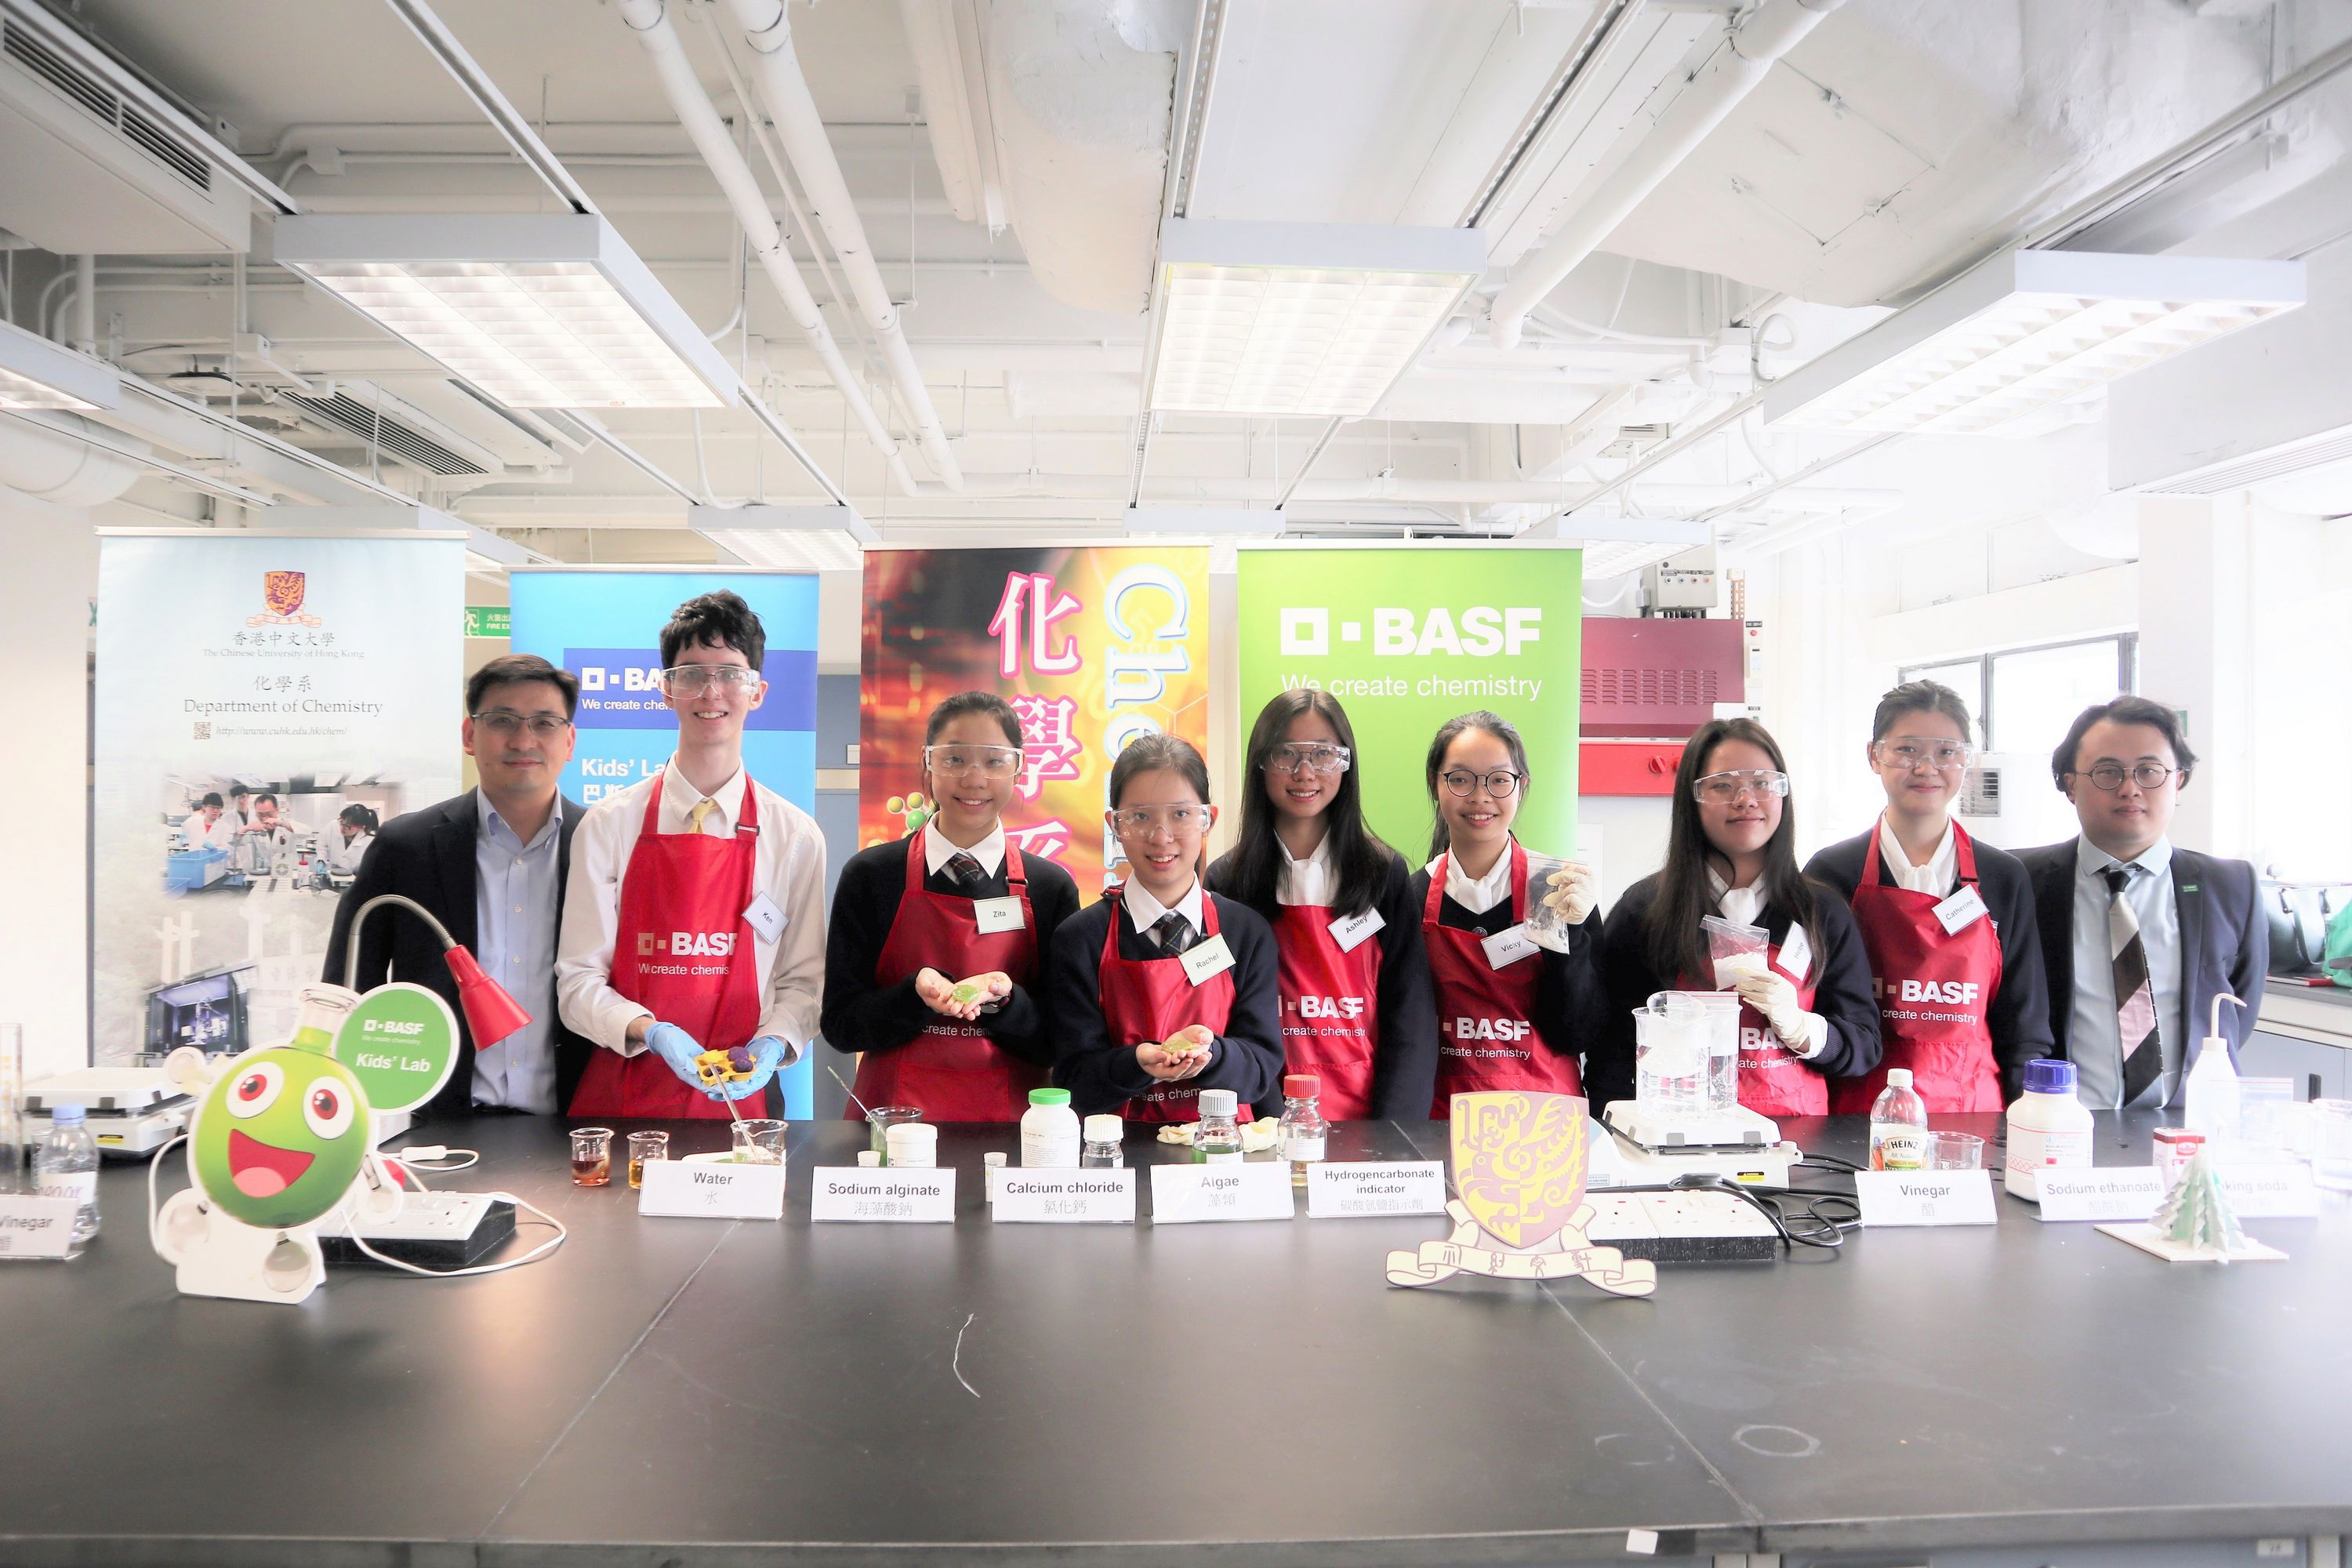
[1277,1073,1327,1188]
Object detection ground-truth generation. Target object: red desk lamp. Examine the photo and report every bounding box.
[342,894,532,1047]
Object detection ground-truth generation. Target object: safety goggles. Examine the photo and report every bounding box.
[924,744,1023,779]
[659,665,760,697]
[1693,768,1790,805]
[1872,736,1973,773]
[1109,804,1210,835]
[1264,742,1352,776]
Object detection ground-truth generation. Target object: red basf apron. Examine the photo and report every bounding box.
[1097,886,1245,1124]
[1831,822,2004,1113]
[568,777,764,1121]
[1423,844,1582,1118]
[1713,929,1825,1119]
[850,841,1043,1122]
[1273,902,1383,1121]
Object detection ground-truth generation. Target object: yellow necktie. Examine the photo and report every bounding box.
[688,798,718,834]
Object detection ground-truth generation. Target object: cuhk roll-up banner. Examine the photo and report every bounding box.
[93,530,465,1065]
[861,546,1211,891]
[1235,546,1581,863]
[507,569,819,1117]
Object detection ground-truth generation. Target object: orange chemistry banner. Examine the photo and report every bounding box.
[858,546,1212,891]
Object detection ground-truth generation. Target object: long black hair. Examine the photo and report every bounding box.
[1106,733,1214,890]
[1642,717,1816,984]
[1220,688,1390,920]
[925,690,1024,748]
[1424,710,1530,861]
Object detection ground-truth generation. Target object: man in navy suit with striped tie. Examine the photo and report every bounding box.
[2016,697,2267,1110]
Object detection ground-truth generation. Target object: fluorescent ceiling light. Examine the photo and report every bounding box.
[1125,506,1285,535]
[1762,249,2305,437]
[692,503,872,572]
[274,212,739,410]
[1148,220,1487,418]
[0,318,121,411]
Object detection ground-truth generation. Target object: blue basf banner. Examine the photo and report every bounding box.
[508,570,820,1117]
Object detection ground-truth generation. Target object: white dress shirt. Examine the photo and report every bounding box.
[1275,833,1336,907]
[1122,875,1207,944]
[1433,844,1515,916]
[923,819,1006,880]
[1876,816,1957,896]
[1706,866,1826,1057]
[2067,835,2183,1109]
[557,759,826,1063]
[471,791,564,1114]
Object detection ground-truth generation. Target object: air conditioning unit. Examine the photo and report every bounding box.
[274,380,508,479]
[0,5,253,252]
[1955,754,2077,852]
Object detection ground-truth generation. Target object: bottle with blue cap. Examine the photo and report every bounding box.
[34,1102,99,1250]
[2004,1059,2093,1200]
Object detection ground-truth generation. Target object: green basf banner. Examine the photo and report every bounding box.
[1236,546,1581,862]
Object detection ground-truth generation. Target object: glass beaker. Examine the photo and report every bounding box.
[570,1127,614,1187]
[731,1119,787,1165]
[1654,990,1739,1113]
[1634,1004,1708,1116]
[1926,1131,1985,1170]
[627,1130,670,1188]
[867,1105,922,1163]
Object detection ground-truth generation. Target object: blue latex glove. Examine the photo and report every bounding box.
[714,1035,788,1102]
[642,1022,706,1087]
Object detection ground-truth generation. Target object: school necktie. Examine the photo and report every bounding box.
[2104,865,2163,1105]
[687,798,719,833]
[944,851,984,888]
[1151,913,1196,956]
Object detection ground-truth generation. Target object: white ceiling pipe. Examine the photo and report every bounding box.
[724,0,966,489]
[1489,0,1846,349]
[615,0,923,498]
[0,412,150,508]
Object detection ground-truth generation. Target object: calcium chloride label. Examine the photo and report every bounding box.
[992,1170,1137,1224]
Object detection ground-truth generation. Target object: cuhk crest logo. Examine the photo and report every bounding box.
[248,569,324,628]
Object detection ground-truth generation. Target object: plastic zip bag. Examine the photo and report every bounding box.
[1702,913,1769,989]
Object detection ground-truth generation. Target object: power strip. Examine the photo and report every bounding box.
[320,1192,516,1269]
[1584,1189,1780,1262]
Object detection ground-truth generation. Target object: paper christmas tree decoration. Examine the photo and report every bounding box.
[2152,1147,2246,1254]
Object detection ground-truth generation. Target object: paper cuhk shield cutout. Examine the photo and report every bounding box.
[1450,1091,1590,1249]
[263,570,307,618]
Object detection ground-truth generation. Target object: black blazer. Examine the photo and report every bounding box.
[2015,838,2268,1100]
[1804,829,2056,1102]
[321,790,592,1117]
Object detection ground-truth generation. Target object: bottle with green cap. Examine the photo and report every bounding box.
[1020,1086,1081,1167]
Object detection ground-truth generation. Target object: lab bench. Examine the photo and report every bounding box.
[2247,982,2352,1098]
[2,1115,2347,1567]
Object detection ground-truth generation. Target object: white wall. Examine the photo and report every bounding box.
[0,495,96,1080]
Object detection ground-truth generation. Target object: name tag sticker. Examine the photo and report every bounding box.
[1777,923,1812,986]
[1179,934,1236,987]
[1149,1161,1294,1223]
[1329,907,1385,953]
[1856,1169,1996,1227]
[972,895,1025,934]
[1481,924,1539,969]
[1933,884,1989,935]
[0,1195,79,1258]
[742,893,786,945]
[638,1159,786,1219]
[810,1167,957,1223]
[1306,1161,1447,1218]
[991,1168,1137,1224]
[2033,1166,2165,1221]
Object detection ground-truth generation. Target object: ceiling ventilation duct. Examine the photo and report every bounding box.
[274,380,505,478]
[982,0,1185,314]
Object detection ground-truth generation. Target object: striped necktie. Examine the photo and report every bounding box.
[1151,913,1196,955]
[2104,865,2163,1105]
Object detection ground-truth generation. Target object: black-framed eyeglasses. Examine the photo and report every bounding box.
[2076,761,2179,792]
[659,665,759,696]
[470,710,572,738]
[1439,768,1522,799]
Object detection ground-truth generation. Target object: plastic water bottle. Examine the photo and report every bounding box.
[1277,1073,1327,1188]
[35,1103,99,1250]
[1867,1068,1929,1172]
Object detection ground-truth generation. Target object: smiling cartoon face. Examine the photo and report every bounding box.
[191,1047,370,1229]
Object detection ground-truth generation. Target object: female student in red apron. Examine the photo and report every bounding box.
[822,692,1080,1121]
[1592,718,1881,1117]
[1804,681,2054,1112]
[1410,711,1605,1118]
[1047,735,1283,1122]
[1206,690,1437,1121]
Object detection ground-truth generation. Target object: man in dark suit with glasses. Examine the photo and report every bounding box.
[323,654,591,1116]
